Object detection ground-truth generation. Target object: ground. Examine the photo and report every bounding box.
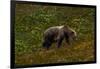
[15,3,95,66]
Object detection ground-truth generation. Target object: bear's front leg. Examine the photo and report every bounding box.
[66,37,73,46]
[66,38,71,45]
[56,37,64,48]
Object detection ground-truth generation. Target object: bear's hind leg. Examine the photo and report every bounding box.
[42,41,52,50]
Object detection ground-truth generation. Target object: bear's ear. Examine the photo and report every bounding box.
[63,25,68,29]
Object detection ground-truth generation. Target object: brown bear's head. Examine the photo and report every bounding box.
[63,25,77,41]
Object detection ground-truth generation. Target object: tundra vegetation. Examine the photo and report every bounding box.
[15,3,95,66]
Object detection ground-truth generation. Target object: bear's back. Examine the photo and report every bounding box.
[44,26,64,38]
[44,26,64,34]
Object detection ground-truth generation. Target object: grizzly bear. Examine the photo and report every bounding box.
[42,25,77,49]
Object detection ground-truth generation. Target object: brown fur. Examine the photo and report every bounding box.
[42,25,76,49]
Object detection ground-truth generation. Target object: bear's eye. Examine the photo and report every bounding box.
[71,32,74,34]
